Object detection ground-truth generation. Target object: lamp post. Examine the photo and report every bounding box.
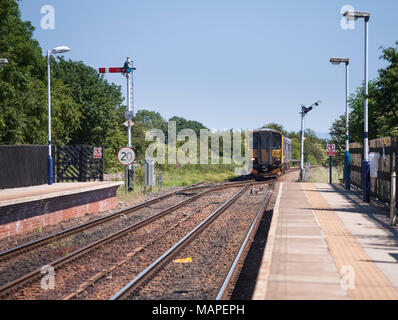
[0,58,9,66]
[330,57,350,189]
[343,10,370,201]
[47,46,71,185]
[300,100,322,181]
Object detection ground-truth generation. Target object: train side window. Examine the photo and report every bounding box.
[253,135,258,148]
[272,135,281,149]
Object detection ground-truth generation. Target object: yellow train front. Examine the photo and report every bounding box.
[250,128,291,177]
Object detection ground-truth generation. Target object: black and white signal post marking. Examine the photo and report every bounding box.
[99,58,136,192]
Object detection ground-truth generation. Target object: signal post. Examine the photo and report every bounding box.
[99,58,136,192]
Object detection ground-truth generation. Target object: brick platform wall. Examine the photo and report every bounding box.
[0,186,119,240]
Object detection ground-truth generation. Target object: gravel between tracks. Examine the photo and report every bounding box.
[125,183,271,300]
[0,186,185,253]
[3,187,240,300]
[0,193,191,288]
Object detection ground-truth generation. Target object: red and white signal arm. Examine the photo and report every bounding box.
[326,144,336,156]
[93,147,102,159]
[117,147,136,166]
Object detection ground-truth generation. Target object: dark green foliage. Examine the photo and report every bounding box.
[168,116,207,137]
[330,42,398,146]
[262,122,288,136]
[261,123,327,165]
[328,115,345,166]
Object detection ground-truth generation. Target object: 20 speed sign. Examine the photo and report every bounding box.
[117,147,136,166]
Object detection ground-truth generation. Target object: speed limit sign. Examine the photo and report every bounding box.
[117,147,136,166]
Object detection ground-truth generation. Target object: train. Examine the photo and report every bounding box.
[250,128,292,177]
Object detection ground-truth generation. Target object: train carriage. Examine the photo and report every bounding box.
[250,128,291,177]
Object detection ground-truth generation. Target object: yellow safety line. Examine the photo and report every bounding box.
[304,183,398,300]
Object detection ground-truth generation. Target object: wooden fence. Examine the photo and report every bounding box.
[350,137,398,205]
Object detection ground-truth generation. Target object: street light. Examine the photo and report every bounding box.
[343,10,370,202]
[330,57,350,189]
[300,100,322,181]
[47,46,71,185]
[0,58,9,66]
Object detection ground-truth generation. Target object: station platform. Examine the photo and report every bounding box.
[253,182,398,300]
[0,181,123,239]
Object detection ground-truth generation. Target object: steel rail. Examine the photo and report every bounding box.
[110,185,250,300]
[0,181,206,260]
[0,186,211,297]
[216,180,277,300]
[179,180,269,194]
[0,181,246,298]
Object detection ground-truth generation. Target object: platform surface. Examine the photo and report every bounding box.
[253,182,398,300]
[0,181,123,207]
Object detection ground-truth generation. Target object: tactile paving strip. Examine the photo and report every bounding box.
[304,183,398,300]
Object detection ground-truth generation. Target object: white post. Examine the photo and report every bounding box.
[364,19,369,161]
[345,62,349,153]
[391,153,396,226]
[47,50,53,185]
[300,107,305,181]
[362,16,370,202]
[126,57,132,191]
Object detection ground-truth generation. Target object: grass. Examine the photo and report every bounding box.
[161,164,236,187]
[116,163,237,202]
[307,166,343,184]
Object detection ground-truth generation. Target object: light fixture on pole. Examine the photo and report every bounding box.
[300,100,322,181]
[330,57,350,189]
[0,58,9,66]
[47,46,71,185]
[343,10,370,202]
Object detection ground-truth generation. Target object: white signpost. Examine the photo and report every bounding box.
[118,147,136,193]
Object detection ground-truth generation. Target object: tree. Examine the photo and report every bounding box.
[0,0,81,145]
[373,42,398,137]
[135,109,167,132]
[168,116,207,137]
[328,115,345,166]
[261,122,287,136]
[339,42,398,144]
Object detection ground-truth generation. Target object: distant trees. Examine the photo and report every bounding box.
[328,115,346,166]
[0,0,212,172]
[261,123,327,165]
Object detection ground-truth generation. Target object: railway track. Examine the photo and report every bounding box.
[110,180,276,300]
[0,182,210,287]
[0,181,206,258]
[0,180,265,299]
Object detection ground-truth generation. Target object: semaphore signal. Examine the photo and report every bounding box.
[98,62,136,74]
[99,57,136,193]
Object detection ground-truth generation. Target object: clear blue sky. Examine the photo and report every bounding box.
[19,0,398,135]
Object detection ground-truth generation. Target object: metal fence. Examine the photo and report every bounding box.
[0,145,54,189]
[0,145,104,189]
[350,137,398,205]
[56,145,104,182]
